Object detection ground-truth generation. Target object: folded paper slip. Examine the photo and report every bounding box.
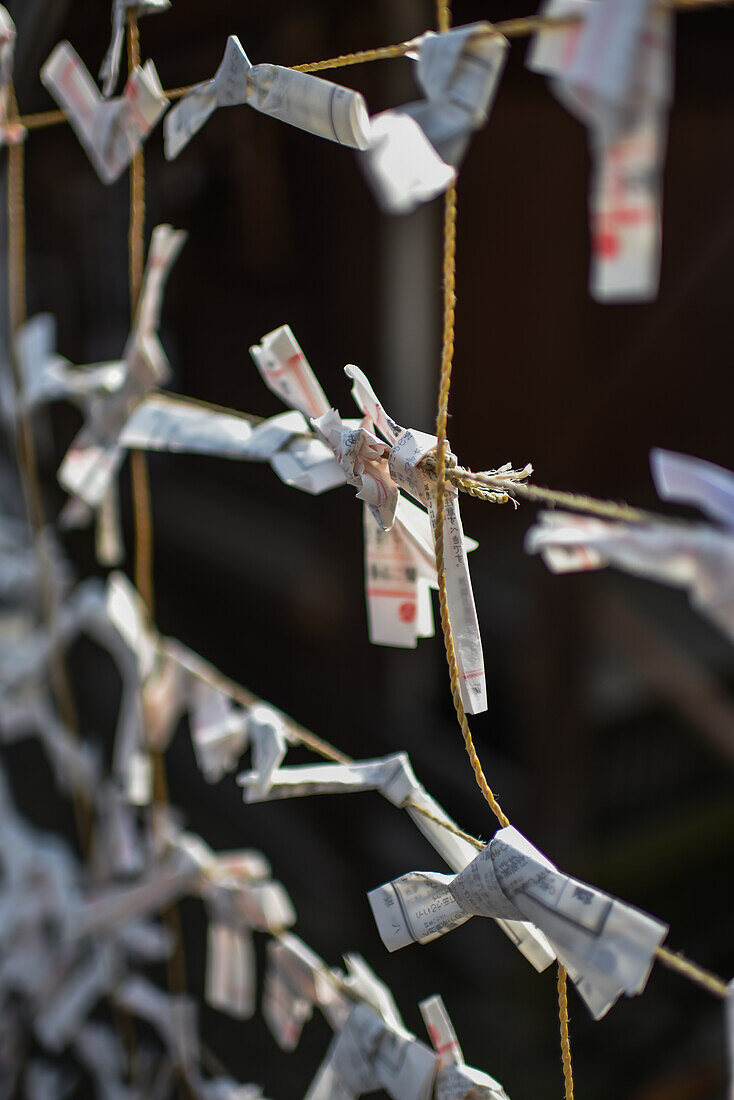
[41,41,168,184]
[165,35,372,159]
[359,23,509,214]
[527,0,673,301]
[369,825,667,1019]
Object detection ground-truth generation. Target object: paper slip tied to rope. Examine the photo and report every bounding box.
[249,326,489,713]
[41,40,168,183]
[165,25,507,214]
[238,752,555,973]
[369,824,668,1020]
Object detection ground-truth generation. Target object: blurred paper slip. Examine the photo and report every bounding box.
[525,510,734,645]
[58,225,186,511]
[99,0,171,97]
[14,315,124,410]
[250,325,330,420]
[651,448,734,529]
[206,923,256,1019]
[35,947,114,1051]
[527,0,672,301]
[420,995,509,1100]
[306,1004,437,1100]
[264,935,345,1050]
[360,24,508,214]
[166,35,371,159]
[0,7,24,144]
[190,677,248,783]
[369,825,667,1019]
[122,399,297,457]
[41,41,167,184]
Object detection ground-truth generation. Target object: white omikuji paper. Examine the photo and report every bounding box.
[120,398,343,493]
[58,224,186,516]
[348,364,486,713]
[650,448,734,530]
[263,934,348,1051]
[369,824,667,1020]
[41,40,168,184]
[249,326,487,712]
[237,751,555,974]
[360,24,508,214]
[99,0,171,97]
[306,1002,437,1100]
[165,35,372,159]
[525,449,734,645]
[419,995,509,1100]
[527,0,673,301]
[14,314,121,410]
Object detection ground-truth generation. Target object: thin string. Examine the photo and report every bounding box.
[557,967,575,1100]
[14,0,734,133]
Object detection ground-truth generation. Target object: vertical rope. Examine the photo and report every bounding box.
[125,20,190,1094]
[430,6,573,1096]
[557,966,575,1099]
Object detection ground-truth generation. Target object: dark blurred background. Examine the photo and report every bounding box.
[3,0,734,1097]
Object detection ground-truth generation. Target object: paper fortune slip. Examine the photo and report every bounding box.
[420,995,510,1100]
[369,824,668,1019]
[58,224,186,517]
[249,326,487,713]
[165,35,372,160]
[41,40,168,184]
[527,0,673,301]
[525,449,734,645]
[360,23,508,214]
[237,752,555,974]
[306,1003,438,1100]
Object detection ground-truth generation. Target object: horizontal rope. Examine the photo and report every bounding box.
[16,0,734,133]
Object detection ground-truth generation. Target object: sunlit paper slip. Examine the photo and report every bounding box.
[251,331,487,709]
[41,40,168,184]
[165,34,372,159]
[348,365,487,713]
[419,995,510,1100]
[525,449,734,645]
[527,0,673,301]
[369,824,668,1019]
[238,752,554,973]
[360,23,508,214]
